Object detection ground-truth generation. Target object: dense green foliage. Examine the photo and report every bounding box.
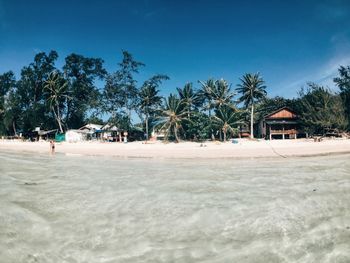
[63,54,107,128]
[334,66,350,130]
[0,71,16,134]
[0,50,349,141]
[296,83,347,134]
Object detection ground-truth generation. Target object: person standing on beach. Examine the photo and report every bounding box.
[50,140,55,154]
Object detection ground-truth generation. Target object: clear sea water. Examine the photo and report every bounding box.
[0,150,349,263]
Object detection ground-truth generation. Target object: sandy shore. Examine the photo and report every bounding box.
[1,138,350,159]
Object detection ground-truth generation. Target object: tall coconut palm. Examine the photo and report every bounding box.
[211,79,236,109]
[198,79,215,140]
[44,72,70,133]
[198,78,236,140]
[198,79,215,115]
[139,85,162,140]
[212,105,244,142]
[199,78,235,111]
[139,74,168,140]
[176,83,200,118]
[157,94,188,142]
[236,73,267,138]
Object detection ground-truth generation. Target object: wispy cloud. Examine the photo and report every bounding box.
[317,55,350,86]
[303,1,350,90]
[282,55,350,96]
[280,30,350,96]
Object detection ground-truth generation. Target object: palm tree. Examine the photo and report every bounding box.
[156,94,188,142]
[199,78,236,111]
[236,73,267,138]
[198,78,216,113]
[198,78,236,140]
[212,105,244,142]
[139,85,162,140]
[176,83,200,118]
[139,74,168,140]
[44,72,70,133]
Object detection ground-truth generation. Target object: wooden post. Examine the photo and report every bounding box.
[269,125,272,140]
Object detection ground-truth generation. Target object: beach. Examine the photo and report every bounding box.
[1,150,350,262]
[1,138,350,158]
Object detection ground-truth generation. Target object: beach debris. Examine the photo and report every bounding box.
[313,189,317,192]
[313,137,323,142]
[24,182,37,186]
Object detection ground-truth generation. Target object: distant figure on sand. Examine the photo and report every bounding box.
[50,140,55,154]
[123,131,128,143]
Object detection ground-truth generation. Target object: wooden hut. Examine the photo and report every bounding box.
[259,107,303,140]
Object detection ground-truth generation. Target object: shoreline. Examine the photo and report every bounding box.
[1,138,350,159]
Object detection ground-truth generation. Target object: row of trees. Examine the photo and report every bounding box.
[0,50,349,142]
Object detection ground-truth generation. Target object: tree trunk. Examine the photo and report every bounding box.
[127,108,131,123]
[250,104,254,139]
[126,95,132,124]
[209,108,215,140]
[164,129,169,142]
[223,129,227,142]
[65,99,72,127]
[56,104,64,133]
[13,121,17,136]
[174,126,180,143]
[145,114,149,141]
[53,105,64,134]
[57,118,63,134]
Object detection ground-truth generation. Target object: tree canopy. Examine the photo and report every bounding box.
[0,50,349,142]
[236,73,267,138]
[334,66,350,130]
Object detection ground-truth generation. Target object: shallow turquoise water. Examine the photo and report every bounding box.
[0,150,349,262]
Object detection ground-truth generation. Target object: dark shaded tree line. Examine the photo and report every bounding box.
[0,50,349,141]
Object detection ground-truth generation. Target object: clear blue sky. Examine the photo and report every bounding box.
[1,0,350,98]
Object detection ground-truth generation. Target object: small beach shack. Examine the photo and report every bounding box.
[101,124,119,142]
[79,123,103,140]
[259,107,303,140]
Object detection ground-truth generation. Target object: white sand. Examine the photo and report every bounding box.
[1,138,350,158]
[2,150,349,261]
